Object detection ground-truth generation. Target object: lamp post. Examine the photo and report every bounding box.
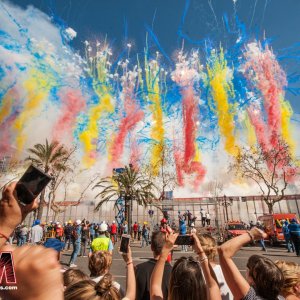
[148,209,154,230]
[218,195,233,222]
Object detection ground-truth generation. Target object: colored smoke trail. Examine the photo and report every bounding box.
[171,51,206,189]
[244,112,256,147]
[207,48,239,157]
[0,89,19,154]
[0,0,299,193]
[13,70,52,153]
[144,54,164,176]
[53,89,86,142]
[79,94,114,167]
[109,64,144,166]
[280,98,295,155]
[79,42,115,167]
[110,90,144,166]
[243,42,293,150]
[247,106,269,152]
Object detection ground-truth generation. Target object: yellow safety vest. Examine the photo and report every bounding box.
[91,236,110,252]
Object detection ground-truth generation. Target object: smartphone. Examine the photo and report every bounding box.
[175,235,194,246]
[120,234,130,253]
[16,165,53,205]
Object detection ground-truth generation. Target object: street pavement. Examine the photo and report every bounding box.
[60,240,300,290]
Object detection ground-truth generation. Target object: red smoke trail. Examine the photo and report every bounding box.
[173,85,206,189]
[247,107,269,152]
[53,89,86,141]
[244,44,287,149]
[129,139,141,169]
[182,86,197,164]
[174,150,184,186]
[110,87,144,167]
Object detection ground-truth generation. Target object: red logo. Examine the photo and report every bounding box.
[0,251,16,285]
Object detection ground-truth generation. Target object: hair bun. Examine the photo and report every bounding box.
[95,273,113,295]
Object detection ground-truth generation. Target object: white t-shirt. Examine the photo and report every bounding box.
[213,264,233,300]
[200,209,206,217]
[30,225,43,243]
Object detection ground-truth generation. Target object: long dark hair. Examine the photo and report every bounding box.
[168,256,207,300]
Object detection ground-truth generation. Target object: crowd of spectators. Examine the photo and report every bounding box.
[0,182,300,300]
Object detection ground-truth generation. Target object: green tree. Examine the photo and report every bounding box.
[93,165,157,231]
[26,139,70,220]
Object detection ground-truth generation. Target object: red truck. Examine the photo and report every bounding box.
[223,221,247,241]
[258,213,298,246]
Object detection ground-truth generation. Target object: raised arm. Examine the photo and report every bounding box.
[150,232,178,300]
[218,227,266,299]
[122,246,136,300]
[0,182,38,248]
[192,234,221,300]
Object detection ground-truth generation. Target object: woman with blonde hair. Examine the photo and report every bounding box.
[199,234,233,300]
[276,261,300,300]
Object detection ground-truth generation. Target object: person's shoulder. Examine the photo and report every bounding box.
[136,259,156,269]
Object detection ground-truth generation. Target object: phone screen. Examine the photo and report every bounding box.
[120,235,130,253]
[175,235,194,246]
[16,165,53,205]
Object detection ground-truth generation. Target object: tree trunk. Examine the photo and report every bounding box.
[128,198,132,236]
[37,189,46,220]
[266,201,274,214]
[124,197,129,223]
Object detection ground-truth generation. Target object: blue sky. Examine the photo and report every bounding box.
[9,0,300,112]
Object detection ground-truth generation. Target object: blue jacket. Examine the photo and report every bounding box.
[282,224,290,238]
[288,223,300,237]
[180,223,187,235]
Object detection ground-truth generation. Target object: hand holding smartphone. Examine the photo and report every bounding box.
[16,165,53,205]
[120,234,130,253]
[175,235,194,246]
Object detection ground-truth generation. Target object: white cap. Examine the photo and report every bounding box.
[56,222,60,225]
[191,223,195,227]
[75,219,81,225]
[99,223,108,232]
[112,220,115,223]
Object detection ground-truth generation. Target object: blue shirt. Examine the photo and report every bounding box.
[90,225,95,235]
[288,223,300,237]
[180,223,187,235]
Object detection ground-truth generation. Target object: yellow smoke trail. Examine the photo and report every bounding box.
[13,69,51,152]
[280,97,295,156]
[0,90,13,123]
[207,48,239,156]
[144,55,164,176]
[194,143,201,162]
[244,112,257,147]
[79,94,114,167]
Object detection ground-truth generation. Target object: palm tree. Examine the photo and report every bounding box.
[93,165,157,231]
[26,139,70,220]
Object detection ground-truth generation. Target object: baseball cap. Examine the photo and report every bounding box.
[112,220,115,223]
[99,223,108,232]
[75,219,81,225]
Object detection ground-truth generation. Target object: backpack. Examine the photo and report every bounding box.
[72,227,79,240]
